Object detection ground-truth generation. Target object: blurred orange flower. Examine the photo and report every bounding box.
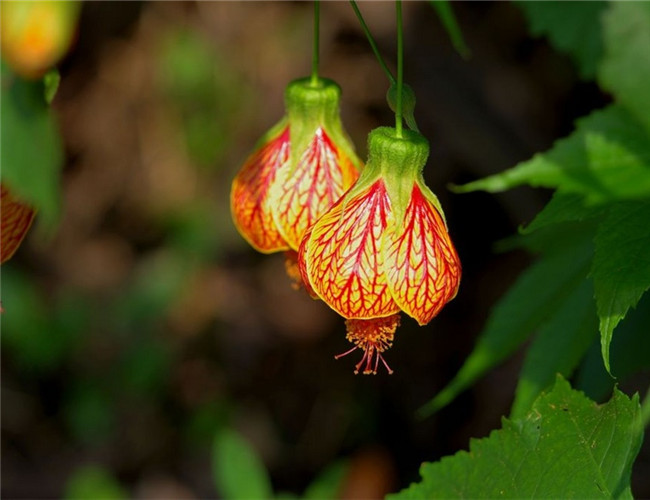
[1,184,35,264]
[1,1,80,79]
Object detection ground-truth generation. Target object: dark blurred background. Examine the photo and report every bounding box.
[4,1,644,498]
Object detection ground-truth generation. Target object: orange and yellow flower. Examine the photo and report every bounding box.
[1,183,35,264]
[1,1,80,79]
[230,78,361,258]
[299,127,461,374]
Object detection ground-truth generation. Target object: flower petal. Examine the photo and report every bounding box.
[1,184,35,264]
[230,126,290,253]
[384,184,461,325]
[303,179,399,319]
[272,127,359,250]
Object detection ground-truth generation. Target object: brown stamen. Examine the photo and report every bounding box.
[335,314,400,375]
[283,250,303,291]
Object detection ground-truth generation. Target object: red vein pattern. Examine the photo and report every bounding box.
[230,127,291,253]
[383,184,461,324]
[1,184,35,264]
[272,127,359,250]
[304,179,400,319]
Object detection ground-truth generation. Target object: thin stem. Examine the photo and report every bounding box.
[349,0,396,85]
[311,0,320,86]
[395,0,403,138]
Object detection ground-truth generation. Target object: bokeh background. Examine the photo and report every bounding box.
[2,2,647,498]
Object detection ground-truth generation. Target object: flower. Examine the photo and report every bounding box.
[299,127,461,374]
[1,1,80,79]
[1,183,36,264]
[230,78,361,257]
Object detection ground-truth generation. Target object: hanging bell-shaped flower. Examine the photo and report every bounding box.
[299,127,461,374]
[230,78,362,257]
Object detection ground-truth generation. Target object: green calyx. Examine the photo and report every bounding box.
[285,77,341,123]
[349,126,445,223]
[284,77,361,171]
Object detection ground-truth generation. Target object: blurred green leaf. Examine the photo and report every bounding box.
[599,2,650,134]
[453,105,650,204]
[156,28,250,170]
[303,461,348,500]
[43,69,60,104]
[117,339,171,398]
[510,278,597,419]
[64,465,127,500]
[418,228,593,417]
[521,191,605,235]
[114,250,193,327]
[184,401,230,445]
[64,381,115,446]
[163,202,219,258]
[429,1,470,59]
[212,428,273,500]
[276,493,299,500]
[1,266,83,371]
[395,377,642,499]
[1,62,63,228]
[516,1,606,79]
[591,201,650,374]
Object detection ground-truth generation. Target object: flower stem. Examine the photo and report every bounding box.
[349,0,396,85]
[395,0,404,138]
[311,0,320,86]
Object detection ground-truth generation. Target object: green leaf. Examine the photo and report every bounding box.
[44,69,61,104]
[510,278,598,419]
[212,428,273,500]
[521,191,605,235]
[395,377,643,499]
[577,292,650,403]
[303,461,348,500]
[591,200,650,374]
[63,381,115,446]
[1,62,63,228]
[429,1,471,59]
[1,266,84,372]
[453,105,650,205]
[64,465,127,500]
[418,229,593,417]
[599,2,650,134]
[516,1,606,79]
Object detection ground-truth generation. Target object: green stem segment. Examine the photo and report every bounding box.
[349,0,396,85]
[311,0,320,86]
[395,0,404,138]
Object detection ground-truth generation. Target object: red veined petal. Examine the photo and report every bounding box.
[298,226,319,299]
[303,179,400,319]
[1,184,35,264]
[230,126,290,253]
[271,127,359,250]
[384,184,461,325]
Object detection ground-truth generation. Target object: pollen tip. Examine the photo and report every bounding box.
[338,314,401,375]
